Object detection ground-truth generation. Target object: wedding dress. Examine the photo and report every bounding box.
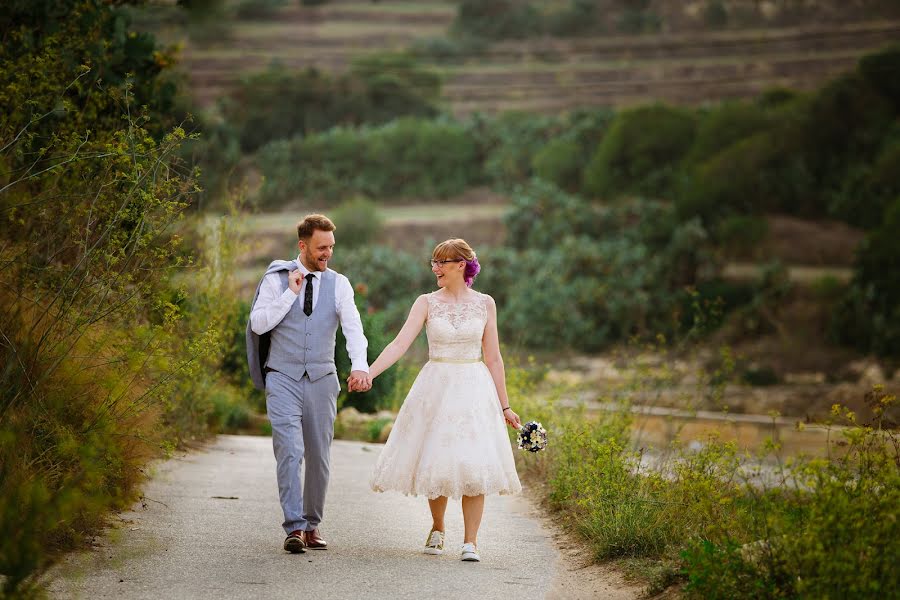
[369,292,522,499]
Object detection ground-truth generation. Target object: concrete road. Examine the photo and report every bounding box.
[47,435,622,600]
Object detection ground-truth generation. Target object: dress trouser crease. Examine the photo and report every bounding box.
[265,370,338,534]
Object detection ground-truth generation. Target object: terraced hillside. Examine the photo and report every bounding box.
[177,1,900,113]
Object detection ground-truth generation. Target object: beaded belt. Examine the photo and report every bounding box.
[429,357,482,364]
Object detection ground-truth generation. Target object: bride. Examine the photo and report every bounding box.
[361,238,522,563]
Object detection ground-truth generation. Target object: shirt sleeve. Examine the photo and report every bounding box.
[250,272,298,335]
[335,274,370,373]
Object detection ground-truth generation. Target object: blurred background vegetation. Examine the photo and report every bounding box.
[2,0,899,596]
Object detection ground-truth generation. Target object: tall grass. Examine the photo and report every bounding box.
[509,361,898,597]
[0,98,247,596]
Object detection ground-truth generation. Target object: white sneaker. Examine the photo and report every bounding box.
[424,529,444,555]
[460,542,480,562]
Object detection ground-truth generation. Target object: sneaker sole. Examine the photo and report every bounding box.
[423,548,443,555]
[284,539,306,554]
[461,554,480,562]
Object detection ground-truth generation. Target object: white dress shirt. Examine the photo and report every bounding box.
[250,257,369,373]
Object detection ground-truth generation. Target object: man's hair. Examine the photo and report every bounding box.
[297,214,336,241]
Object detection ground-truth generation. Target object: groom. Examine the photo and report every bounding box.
[247,214,372,554]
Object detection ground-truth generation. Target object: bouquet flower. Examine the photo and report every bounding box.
[517,421,548,453]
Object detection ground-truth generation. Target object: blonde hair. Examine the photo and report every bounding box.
[431,238,475,261]
[297,214,336,241]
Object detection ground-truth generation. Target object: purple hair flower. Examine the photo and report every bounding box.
[464,255,481,287]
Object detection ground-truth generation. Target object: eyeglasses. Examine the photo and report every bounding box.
[429,259,464,268]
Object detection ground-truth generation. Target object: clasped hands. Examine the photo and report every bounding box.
[347,370,372,393]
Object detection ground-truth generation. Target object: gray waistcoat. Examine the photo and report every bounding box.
[264,269,338,383]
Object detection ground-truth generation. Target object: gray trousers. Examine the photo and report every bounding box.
[265,370,340,535]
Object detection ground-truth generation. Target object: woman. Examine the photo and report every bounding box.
[364,238,522,563]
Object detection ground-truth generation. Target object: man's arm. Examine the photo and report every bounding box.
[335,275,370,389]
[250,271,300,335]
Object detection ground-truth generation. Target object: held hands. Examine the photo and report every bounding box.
[503,407,522,429]
[347,370,372,393]
[288,269,303,295]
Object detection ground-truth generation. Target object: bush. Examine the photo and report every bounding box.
[583,104,696,199]
[828,135,900,228]
[497,184,714,350]
[831,197,900,357]
[408,35,489,63]
[331,197,384,249]
[235,0,287,19]
[477,111,563,187]
[257,118,481,205]
[616,1,662,34]
[531,138,583,191]
[685,101,771,166]
[858,43,900,112]
[223,56,441,153]
[453,0,542,40]
[796,72,894,186]
[677,129,813,226]
[515,374,899,599]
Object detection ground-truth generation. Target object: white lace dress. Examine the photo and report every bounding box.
[369,292,522,499]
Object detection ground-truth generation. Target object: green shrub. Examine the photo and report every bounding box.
[677,129,813,225]
[516,377,899,599]
[616,1,662,33]
[235,0,287,19]
[583,104,696,199]
[832,197,900,357]
[331,197,384,249]
[828,136,900,228]
[858,43,900,111]
[453,0,542,40]
[503,179,603,249]
[714,214,769,257]
[257,118,481,205]
[408,34,489,63]
[335,293,403,413]
[703,0,728,28]
[223,56,440,153]
[477,111,563,187]
[796,72,894,186]
[531,138,583,191]
[685,101,771,166]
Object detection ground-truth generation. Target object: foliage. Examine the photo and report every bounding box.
[531,138,582,191]
[257,118,481,205]
[858,43,900,112]
[331,244,434,327]
[616,0,662,34]
[331,197,385,250]
[831,198,900,357]
[453,0,542,40]
[222,55,440,153]
[235,0,287,19]
[0,1,247,593]
[583,104,697,199]
[487,182,714,351]
[513,366,899,599]
[685,101,772,166]
[473,111,563,187]
[334,290,402,414]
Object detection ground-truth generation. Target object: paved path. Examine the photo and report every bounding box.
[46,436,635,599]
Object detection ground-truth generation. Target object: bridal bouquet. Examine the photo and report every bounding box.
[517,421,548,453]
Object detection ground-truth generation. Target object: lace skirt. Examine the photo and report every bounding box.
[369,361,522,499]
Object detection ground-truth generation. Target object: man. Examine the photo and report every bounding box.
[247,214,372,554]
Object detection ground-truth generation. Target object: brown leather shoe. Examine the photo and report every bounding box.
[283,530,306,554]
[303,528,327,549]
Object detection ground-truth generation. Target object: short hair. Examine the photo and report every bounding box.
[297,214,336,241]
[431,238,475,262]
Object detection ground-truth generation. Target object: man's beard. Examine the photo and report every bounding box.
[302,250,326,272]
